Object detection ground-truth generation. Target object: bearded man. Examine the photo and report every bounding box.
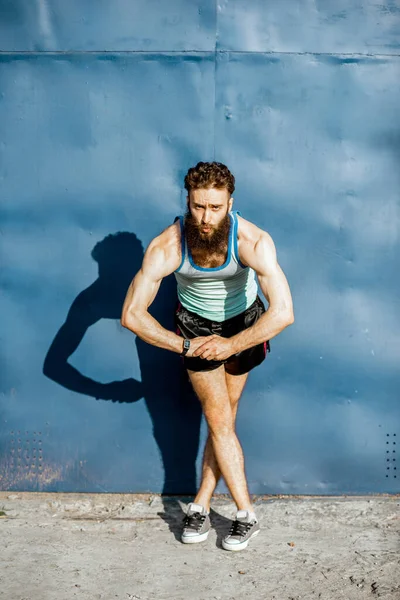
[121,161,294,551]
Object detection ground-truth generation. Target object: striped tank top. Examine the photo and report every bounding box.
[174,210,258,322]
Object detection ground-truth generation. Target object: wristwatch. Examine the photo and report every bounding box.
[181,338,190,356]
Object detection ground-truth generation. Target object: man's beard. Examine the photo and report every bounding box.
[184,209,230,253]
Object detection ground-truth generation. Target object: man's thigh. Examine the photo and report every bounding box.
[225,371,249,406]
[187,366,232,425]
[188,367,248,427]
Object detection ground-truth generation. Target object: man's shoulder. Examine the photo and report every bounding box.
[157,218,181,245]
[146,219,181,265]
[236,214,277,271]
[236,213,274,246]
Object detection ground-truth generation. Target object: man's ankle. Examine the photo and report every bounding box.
[236,507,257,521]
[192,499,211,513]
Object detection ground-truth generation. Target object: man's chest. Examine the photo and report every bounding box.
[190,246,228,269]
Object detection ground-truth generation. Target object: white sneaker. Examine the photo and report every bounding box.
[222,510,260,551]
[181,503,211,544]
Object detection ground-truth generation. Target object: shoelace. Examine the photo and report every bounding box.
[228,519,254,537]
[183,512,206,532]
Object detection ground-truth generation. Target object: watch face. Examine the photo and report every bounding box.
[184,339,190,349]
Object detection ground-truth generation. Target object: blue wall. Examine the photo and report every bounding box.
[1,1,399,494]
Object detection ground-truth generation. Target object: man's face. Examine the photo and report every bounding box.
[184,188,233,251]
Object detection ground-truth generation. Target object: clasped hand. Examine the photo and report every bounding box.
[186,334,236,361]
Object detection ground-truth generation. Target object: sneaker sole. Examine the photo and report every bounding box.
[181,530,210,544]
[222,529,260,551]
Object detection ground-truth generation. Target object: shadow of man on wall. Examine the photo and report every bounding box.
[43,231,202,501]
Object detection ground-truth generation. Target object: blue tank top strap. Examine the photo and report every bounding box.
[174,215,185,273]
[228,211,235,257]
[231,210,247,269]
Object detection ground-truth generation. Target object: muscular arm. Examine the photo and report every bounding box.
[121,231,184,353]
[229,229,294,353]
[193,219,294,360]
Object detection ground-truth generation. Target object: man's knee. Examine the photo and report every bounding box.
[228,391,241,410]
[205,408,235,439]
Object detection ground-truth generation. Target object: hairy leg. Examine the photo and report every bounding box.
[189,366,251,512]
[193,370,248,510]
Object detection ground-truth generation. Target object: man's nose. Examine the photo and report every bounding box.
[202,210,211,223]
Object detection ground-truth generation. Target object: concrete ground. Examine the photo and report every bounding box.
[0,493,399,600]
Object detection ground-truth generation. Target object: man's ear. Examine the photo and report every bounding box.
[228,196,234,212]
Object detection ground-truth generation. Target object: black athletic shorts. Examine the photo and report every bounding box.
[175,295,271,375]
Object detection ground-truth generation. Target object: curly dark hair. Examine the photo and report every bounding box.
[184,161,235,195]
